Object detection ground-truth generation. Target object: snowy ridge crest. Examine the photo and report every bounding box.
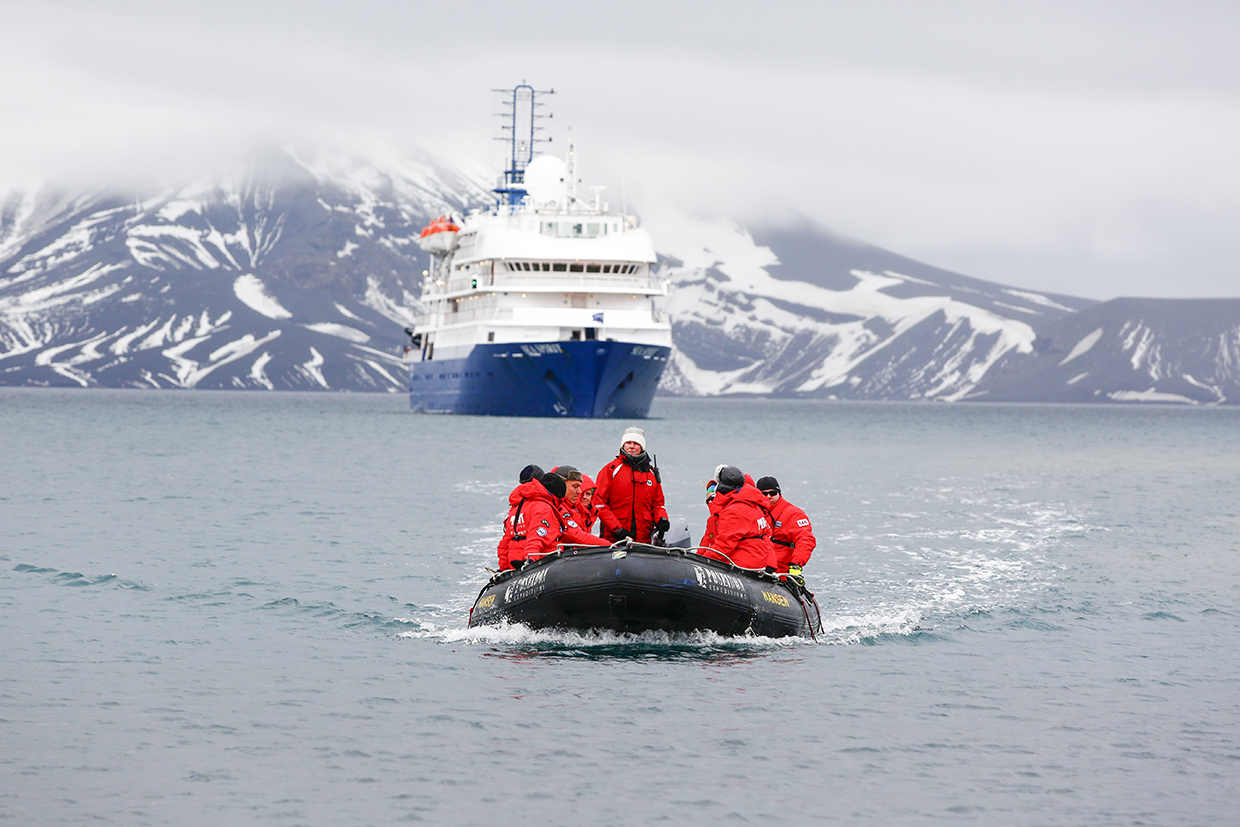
[655,216,1081,401]
[0,146,488,391]
[971,297,1240,405]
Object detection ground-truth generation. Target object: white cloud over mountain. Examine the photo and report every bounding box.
[3,1,1239,300]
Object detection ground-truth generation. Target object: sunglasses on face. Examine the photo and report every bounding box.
[761,490,778,497]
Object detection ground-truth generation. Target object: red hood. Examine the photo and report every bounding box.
[511,479,546,505]
[521,480,561,507]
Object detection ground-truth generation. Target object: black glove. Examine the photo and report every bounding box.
[510,559,525,570]
[612,528,631,541]
[655,517,671,534]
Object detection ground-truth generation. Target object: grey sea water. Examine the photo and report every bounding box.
[2,389,1239,826]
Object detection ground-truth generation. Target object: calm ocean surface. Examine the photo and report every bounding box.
[3,389,1239,826]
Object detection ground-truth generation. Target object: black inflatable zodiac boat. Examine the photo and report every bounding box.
[467,542,823,639]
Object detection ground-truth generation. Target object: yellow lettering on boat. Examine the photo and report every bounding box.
[761,590,790,607]
[477,595,496,608]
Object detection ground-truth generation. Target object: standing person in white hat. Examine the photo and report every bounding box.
[593,427,670,544]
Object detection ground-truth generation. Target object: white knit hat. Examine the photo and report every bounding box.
[621,426,647,451]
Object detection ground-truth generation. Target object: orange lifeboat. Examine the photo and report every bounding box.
[416,215,460,255]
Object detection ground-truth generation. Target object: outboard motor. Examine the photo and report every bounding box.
[661,515,692,549]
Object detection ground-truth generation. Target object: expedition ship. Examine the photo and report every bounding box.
[406,85,672,417]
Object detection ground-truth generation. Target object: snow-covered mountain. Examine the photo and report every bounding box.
[655,213,1093,400]
[5,146,1235,405]
[969,297,1240,404]
[0,147,485,390]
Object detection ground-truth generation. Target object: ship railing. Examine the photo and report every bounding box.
[437,272,666,295]
[450,307,515,325]
[416,308,515,327]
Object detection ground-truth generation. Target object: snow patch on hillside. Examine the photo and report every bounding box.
[1108,389,1198,404]
[304,322,370,343]
[1059,327,1104,366]
[234,274,292,319]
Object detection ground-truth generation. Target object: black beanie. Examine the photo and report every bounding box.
[716,466,744,495]
[519,464,544,483]
[756,476,780,494]
[538,472,567,498]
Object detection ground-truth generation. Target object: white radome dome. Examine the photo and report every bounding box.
[522,155,567,207]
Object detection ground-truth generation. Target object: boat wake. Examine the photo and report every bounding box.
[393,602,929,650]
[399,480,1098,651]
[396,619,812,658]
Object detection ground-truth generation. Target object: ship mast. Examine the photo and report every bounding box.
[492,82,554,207]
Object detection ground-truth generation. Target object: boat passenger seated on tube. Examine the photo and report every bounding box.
[756,475,816,586]
[594,427,671,543]
[696,465,777,571]
[576,472,597,532]
[497,464,543,572]
[510,472,609,570]
[550,466,601,542]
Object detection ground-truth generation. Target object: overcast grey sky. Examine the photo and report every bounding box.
[3,0,1238,299]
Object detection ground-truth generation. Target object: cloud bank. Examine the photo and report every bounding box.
[3,0,1238,299]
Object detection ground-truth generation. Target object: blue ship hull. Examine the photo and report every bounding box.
[408,340,671,417]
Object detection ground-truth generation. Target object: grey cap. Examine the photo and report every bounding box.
[551,465,583,482]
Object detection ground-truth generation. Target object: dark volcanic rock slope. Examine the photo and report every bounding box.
[970,298,1240,404]
[0,148,485,390]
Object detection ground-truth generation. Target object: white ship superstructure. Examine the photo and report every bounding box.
[407,85,672,417]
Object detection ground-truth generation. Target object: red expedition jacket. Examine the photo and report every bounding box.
[768,496,816,572]
[594,454,668,543]
[497,479,544,571]
[572,499,596,533]
[512,485,610,564]
[574,474,597,532]
[697,478,776,570]
[557,500,608,548]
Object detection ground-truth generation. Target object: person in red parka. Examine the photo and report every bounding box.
[512,472,609,568]
[497,464,543,571]
[755,476,816,582]
[549,465,607,546]
[696,465,777,570]
[576,472,597,532]
[594,427,669,543]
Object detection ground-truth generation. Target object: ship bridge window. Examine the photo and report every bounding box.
[511,261,564,271]
[586,264,600,273]
[569,263,583,273]
[540,221,605,239]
